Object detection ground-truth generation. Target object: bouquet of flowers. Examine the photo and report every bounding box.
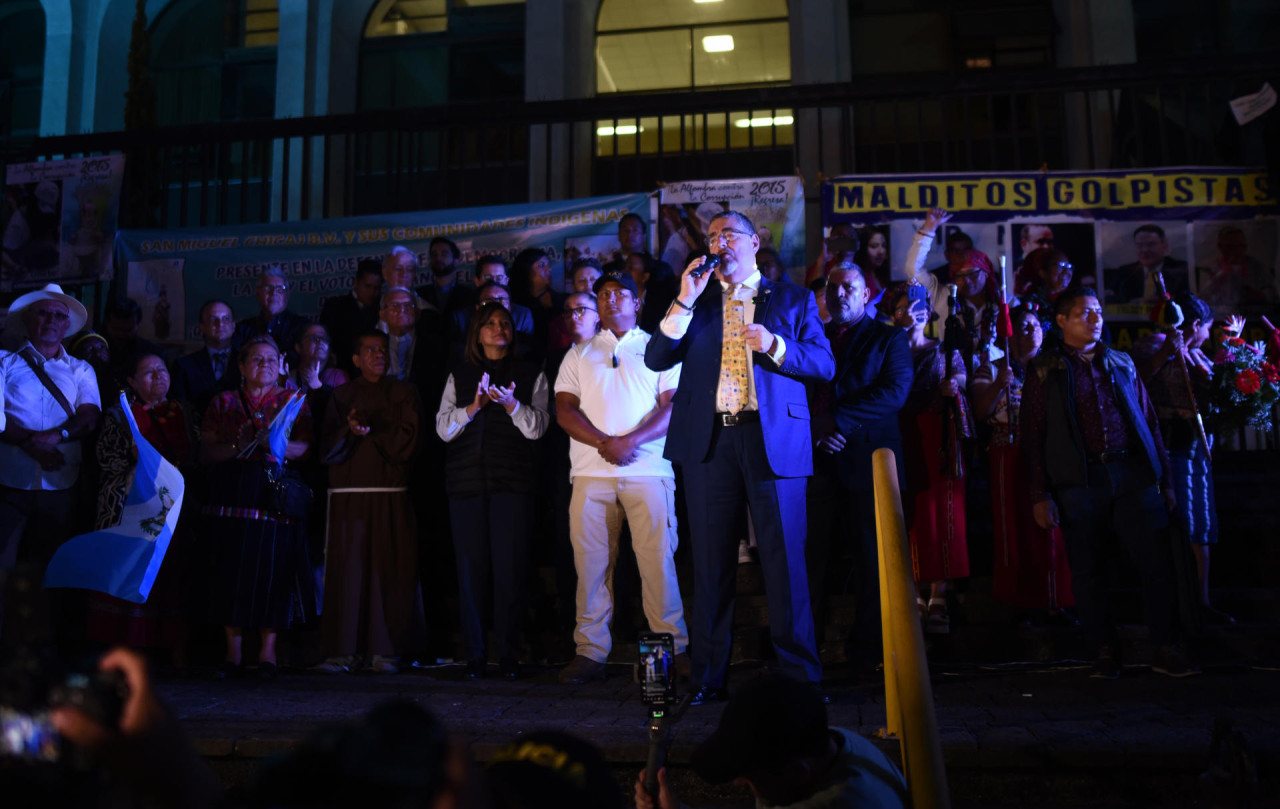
[1208,335,1280,435]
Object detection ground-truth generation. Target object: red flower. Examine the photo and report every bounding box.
[1236,369,1262,395]
[1262,363,1280,385]
[1229,337,1246,346]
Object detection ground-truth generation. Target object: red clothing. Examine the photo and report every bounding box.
[990,444,1074,609]
[901,345,969,583]
[902,411,969,583]
[204,386,314,461]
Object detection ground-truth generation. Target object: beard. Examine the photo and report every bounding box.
[431,263,455,277]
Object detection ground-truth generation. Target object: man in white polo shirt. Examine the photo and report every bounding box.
[554,271,689,684]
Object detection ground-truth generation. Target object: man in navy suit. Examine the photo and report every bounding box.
[319,259,383,373]
[645,210,835,704]
[1106,224,1190,305]
[171,299,239,416]
[806,264,912,672]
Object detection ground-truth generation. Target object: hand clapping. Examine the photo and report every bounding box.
[487,381,518,412]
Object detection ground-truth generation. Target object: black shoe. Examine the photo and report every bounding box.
[465,659,487,680]
[258,661,279,681]
[688,685,729,707]
[1152,645,1201,678]
[499,658,522,680]
[1091,645,1121,680]
[216,661,243,681]
[558,655,607,685]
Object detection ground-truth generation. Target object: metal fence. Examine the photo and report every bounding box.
[5,53,1276,230]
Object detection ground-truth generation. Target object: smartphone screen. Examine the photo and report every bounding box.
[0,707,60,762]
[638,632,676,706]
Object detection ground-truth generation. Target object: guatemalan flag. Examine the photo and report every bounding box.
[44,393,185,603]
[268,390,306,470]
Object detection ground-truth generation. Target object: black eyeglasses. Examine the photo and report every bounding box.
[566,306,598,318]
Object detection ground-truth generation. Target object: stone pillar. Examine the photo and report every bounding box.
[1054,0,1137,169]
[526,0,596,202]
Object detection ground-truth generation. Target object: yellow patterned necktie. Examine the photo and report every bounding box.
[720,294,750,414]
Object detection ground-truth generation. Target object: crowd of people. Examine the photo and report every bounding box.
[3,206,1278,698]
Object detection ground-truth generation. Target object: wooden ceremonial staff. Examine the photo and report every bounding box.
[1152,270,1212,464]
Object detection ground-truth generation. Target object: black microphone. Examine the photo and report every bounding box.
[689,253,721,279]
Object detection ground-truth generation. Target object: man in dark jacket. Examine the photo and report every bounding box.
[319,259,383,373]
[1020,287,1194,679]
[171,299,239,417]
[806,263,912,671]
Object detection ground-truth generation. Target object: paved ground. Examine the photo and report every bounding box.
[161,658,1280,808]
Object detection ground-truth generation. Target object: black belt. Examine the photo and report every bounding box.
[1088,449,1128,464]
[716,411,760,427]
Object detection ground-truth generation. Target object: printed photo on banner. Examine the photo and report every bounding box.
[1010,220,1098,301]
[1099,221,1191,317]
[564,234,622,271]
[2,155,125,292]
[127,258,187,343]
[657,201,726,272]
[1191,218,1279,314]
[659,177,806,281]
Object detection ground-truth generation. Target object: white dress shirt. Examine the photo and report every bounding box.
[0,342,102,490]
[658,270,786,413]
[555,327,680,480]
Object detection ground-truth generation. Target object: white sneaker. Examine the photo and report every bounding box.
[738,540,754,564]
[366,655,400,675]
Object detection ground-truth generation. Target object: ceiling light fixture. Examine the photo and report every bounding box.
[701,35,734,53]
[597,125,643,136]
[734,116,795,128]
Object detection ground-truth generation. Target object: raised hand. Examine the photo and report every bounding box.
[677,254,714,307]
[466,375,492,419]
[923,207,953,232]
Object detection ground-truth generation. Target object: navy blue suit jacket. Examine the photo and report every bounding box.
[171,346,239,417]
[645,277,835,478]
[819,316,912,492]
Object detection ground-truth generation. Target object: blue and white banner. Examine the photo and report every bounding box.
[112,192,653,347]
[44,393,185,603]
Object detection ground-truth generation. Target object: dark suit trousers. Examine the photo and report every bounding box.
[1055,457,1175,650]
[807,471,881,668]
[449,493,532,662]
[682,421,822,688]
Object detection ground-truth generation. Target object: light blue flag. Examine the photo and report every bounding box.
[267,391,306,470]
[44,393,185,603]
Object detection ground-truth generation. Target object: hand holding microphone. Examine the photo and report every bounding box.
[677,253,719,308]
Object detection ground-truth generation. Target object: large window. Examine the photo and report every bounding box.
[150,0,277,125]
[1133,0,1280,61]
[848,0,1054,76]
[0,1,44,139]
[358,0,525,110]
[595,0,790,93]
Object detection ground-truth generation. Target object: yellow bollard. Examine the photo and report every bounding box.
[873,448,951,809]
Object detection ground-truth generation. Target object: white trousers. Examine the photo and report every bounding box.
[569,476,689,662]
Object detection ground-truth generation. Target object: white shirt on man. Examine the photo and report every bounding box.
[555,327,679,480]
[0,342,101,490]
